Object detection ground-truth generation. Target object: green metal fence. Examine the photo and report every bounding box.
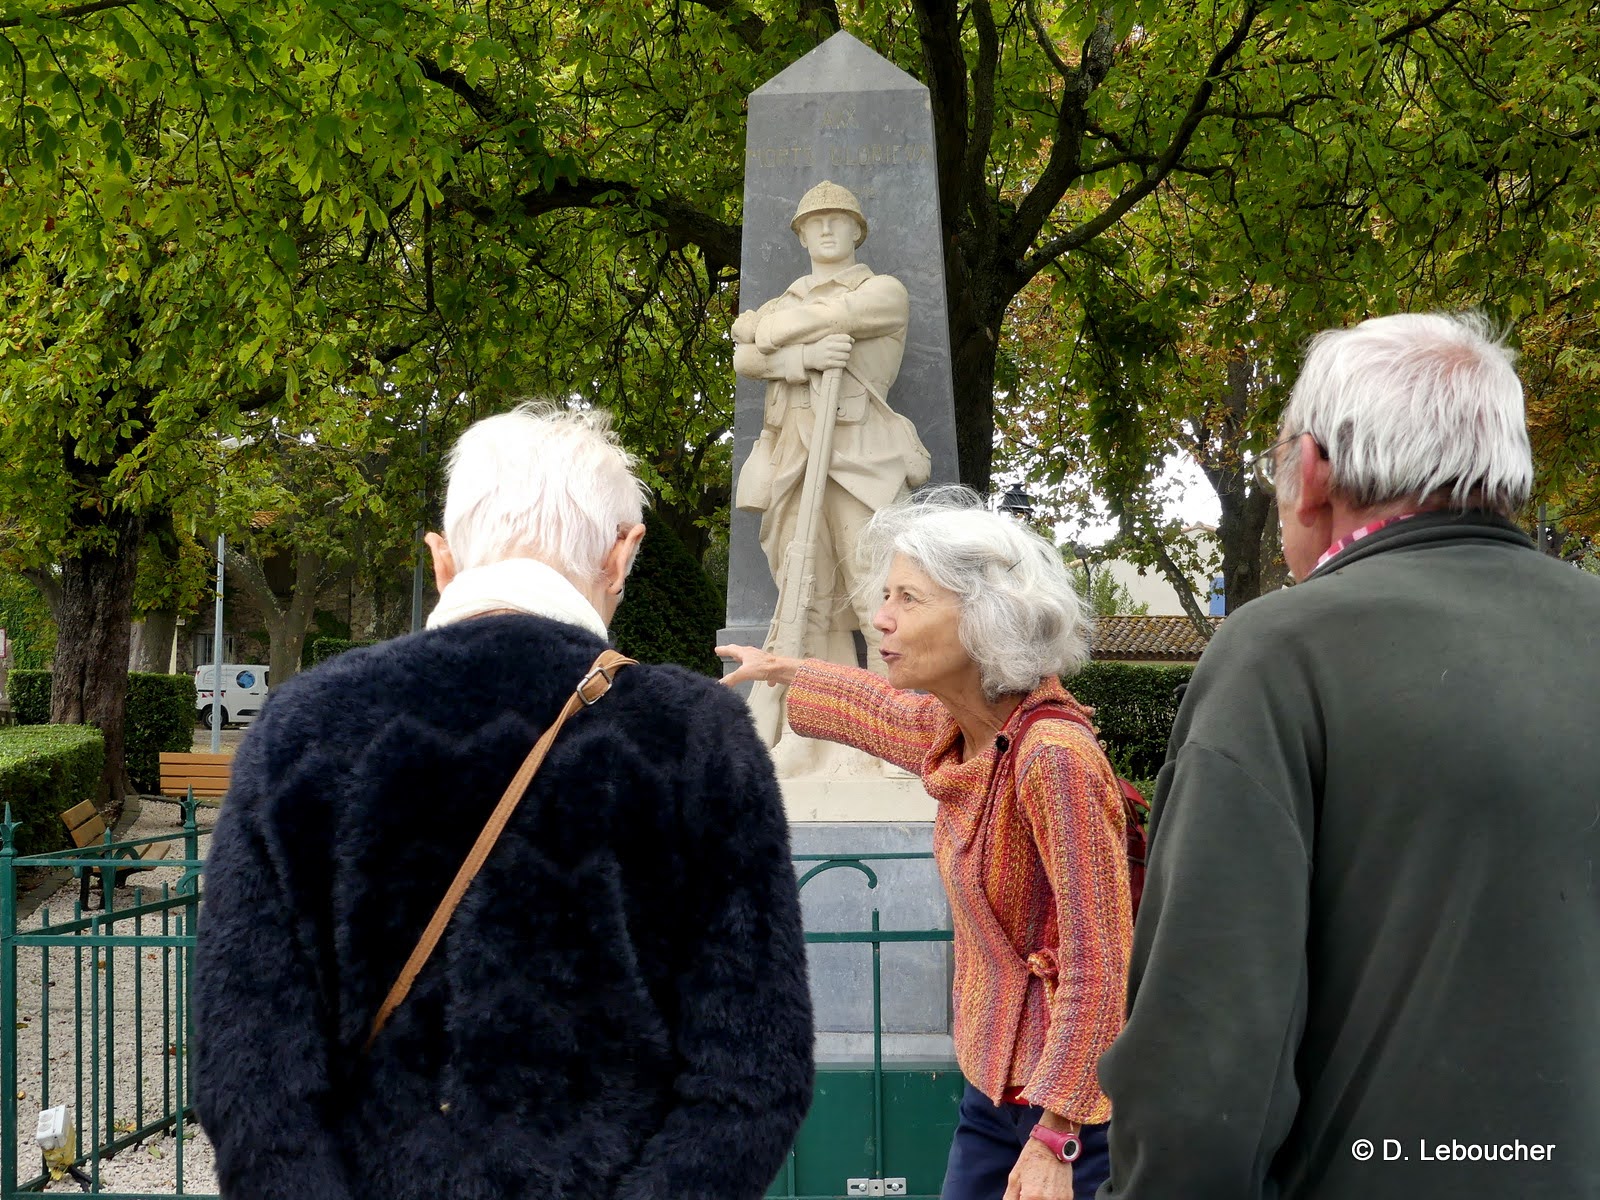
[0,798,209,1199]
[770,854,960,1200]
[0,814,957,1199]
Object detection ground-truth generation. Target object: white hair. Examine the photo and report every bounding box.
[442,402,649,579]
[1279,312,1532,516]
[862,486,1092,700]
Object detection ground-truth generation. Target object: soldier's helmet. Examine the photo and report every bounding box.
[791,180,868,246]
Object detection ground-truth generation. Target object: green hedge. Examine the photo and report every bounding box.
[9,670,195,794]
[306,635,375,666]
[124,673,197,793]
[0,725,105,857]
[7,670,50,725]
[611,514,724,676]
[1069,662,1194,782]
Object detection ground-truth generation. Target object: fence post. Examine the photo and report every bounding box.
[871,907,884,1184]
[177,792,202,1192]
[1,806,20,1200]
[100,825,116,1155]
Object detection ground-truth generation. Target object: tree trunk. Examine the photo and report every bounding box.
[128,612,178,673]
[51,509,145,807]
[20,567,64,625]
[1199,355,1277,615]
[950,313,1001,493]
[350,585,378,643]
[1217,484,1274,614]
[942,228,1007,492]
[1148,536,1216,640]
[226,547,325,686]
[1258,508,1290,594]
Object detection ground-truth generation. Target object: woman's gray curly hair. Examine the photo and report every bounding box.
[861,486,1092,700]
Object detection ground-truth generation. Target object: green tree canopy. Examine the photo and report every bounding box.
[6,0,1600,788]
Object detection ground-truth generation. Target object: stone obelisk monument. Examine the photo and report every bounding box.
[720,31,960,823]
[722,30,961,1056]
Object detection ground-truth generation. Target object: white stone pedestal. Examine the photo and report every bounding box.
[780,775,936,822]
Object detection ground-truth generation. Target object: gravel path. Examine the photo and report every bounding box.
[186,728,245,755]
[12,797,218,1195]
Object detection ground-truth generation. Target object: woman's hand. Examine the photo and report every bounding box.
[1004,1139,1075,1200]
[715,645,803,689]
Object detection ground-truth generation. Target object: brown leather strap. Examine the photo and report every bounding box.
[365,648,635,1051]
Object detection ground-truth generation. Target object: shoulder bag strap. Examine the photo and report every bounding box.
[365,647,636,1051]
[1008,703,1088,763]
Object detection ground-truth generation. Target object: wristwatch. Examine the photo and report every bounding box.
[1029,1123,1083,1164]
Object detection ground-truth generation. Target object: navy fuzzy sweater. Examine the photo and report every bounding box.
[193,615,814,1200]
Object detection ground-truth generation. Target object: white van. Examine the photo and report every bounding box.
[195,664,270,729]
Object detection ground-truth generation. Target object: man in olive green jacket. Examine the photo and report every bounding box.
[1100,313,1600,1200]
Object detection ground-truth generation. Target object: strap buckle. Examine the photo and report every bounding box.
[578,662,617,705]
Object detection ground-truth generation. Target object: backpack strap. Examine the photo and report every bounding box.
[1010,703,1145,803]
[1008,702,1093,763]
[1008,703,1150,831]
[1006,702,1149,917]
[365,648,635,1051]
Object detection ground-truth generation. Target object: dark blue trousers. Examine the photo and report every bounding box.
[941,1083,1111,1200]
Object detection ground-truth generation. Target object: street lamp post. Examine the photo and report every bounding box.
[209,534,225,753]
[410,405,430,633]
[1071,542,1095,600]
[206,434,242,753]
[997,485,1034,521]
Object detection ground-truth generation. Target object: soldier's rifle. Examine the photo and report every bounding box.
[756,365,844,746]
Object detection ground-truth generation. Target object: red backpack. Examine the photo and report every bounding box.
[1008,703,1149,918]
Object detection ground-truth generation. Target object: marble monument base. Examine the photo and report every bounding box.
[781,772,936,822]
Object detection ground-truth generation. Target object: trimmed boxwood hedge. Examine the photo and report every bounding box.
[0,725,105,857]
[610,514,725,677]
[306,635,375,666]
[6,669,50,725]
[124,673,198,793]
[8,670,195,794]
[1069,662,1195,783]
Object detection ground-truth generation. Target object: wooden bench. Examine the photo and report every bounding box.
[158,751,232,799]
[60,799,171,909]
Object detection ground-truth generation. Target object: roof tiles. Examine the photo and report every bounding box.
[1091,615,1222,662]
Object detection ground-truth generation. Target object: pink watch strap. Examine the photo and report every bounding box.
[1029,1123,1083,1163]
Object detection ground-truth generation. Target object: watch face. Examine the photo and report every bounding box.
[1030,1124,1084,1164]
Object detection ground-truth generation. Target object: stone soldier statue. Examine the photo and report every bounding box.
[733,180,931,766]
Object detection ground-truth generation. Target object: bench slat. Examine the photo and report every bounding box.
[66,815,106,848]
[62,800,98,830]
[158,751,233,798]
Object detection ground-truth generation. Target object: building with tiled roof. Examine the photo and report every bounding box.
[1091,615,1222,663]
[1076,526,1225,620]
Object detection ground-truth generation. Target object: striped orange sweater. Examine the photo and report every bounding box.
[787,660,1132,1123]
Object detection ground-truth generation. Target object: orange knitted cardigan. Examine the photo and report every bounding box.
[786,660,1132,1123]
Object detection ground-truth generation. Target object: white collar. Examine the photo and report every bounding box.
[426,558,608,639]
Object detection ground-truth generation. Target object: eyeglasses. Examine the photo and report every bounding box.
[1252,433,1327,492]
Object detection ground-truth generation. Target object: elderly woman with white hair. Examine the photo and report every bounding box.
[194,404,814,1200]
[720,487,1132,1200]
